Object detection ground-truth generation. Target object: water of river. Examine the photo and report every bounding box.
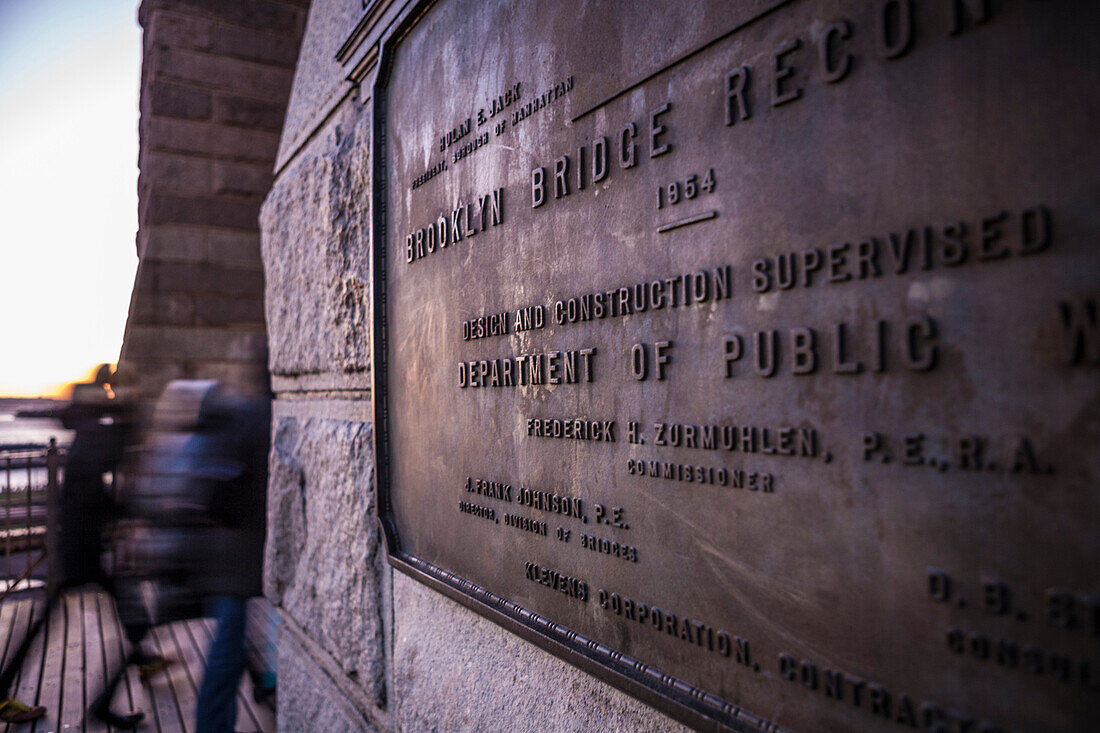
[0,400,72,493]
[0,400,72,449]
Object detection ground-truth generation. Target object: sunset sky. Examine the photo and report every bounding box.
[0,0,140,397]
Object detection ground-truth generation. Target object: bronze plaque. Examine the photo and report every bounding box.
[371,1,1100,729]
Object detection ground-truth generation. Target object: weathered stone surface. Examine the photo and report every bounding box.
[139,152,214,196]
[261,101,371,378]
[215,94,288,132]
[124,325,265,361]
[393,574,688,733]
[277,621,380,733]
[157,47,295,100]
[140,0,307,37]
[124,0,304,399]
[144,10,214,52]
[275,0,361,169]
[142,191,263,230]
[130,290,195,326]
[215,24,302,69]
[213,160,274,196]
[113,358,188,397]
[136,260,264,295]
[266,413,385,702]
[148,80,212,120]
[146,117,281,162]
[190,359,269,390]
[194,294,264,326]
[138,225,260,268]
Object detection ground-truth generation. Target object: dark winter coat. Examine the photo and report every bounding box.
[58,403,130,586]
[192,395,271,599]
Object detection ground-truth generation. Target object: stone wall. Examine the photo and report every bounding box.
[119,0,309,398]
[260,1,683,730]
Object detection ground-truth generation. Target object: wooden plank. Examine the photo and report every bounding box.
[164,620,210,733]
[1,599,37,733]
[103,592,148,730]
[31,597,65,733]
[161,616,206,730]
[96,588,132,727]
[28,597,62,733]
[0,602,14,674]
[148,624,194,733]
[217,612,274,733]
[245,678,276,733]
[0,598,26,670]
[198,617,256,732]
[115,609,178,733]
[192,617,266,733]
[243,599,278,731]
[176,614,277,733]
[240,607,276,733]
[82,592,110,733]
[141,623,186,733]
[60,593,86,731]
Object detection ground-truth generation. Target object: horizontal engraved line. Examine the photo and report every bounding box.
[657,210,718,233]
[402,554,787,733]
[571,0,798,122]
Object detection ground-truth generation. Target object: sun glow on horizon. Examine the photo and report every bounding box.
[0,0,141,398]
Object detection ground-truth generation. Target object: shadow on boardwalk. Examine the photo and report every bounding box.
[0,590,274,733]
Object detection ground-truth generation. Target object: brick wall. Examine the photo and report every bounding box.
[119,0,308,397]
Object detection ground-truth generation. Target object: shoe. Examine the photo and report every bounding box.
[90,704,145,729]
[252,682,276,704]
[0,698,47,723]
[134,653,172,681]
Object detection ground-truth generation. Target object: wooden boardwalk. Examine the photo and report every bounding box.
[0,591,275,733]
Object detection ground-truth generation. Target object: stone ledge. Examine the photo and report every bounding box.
[393,574,688,732]
[277,610,389,733]
[271,372,371,394]
[271,394,372,421]
[274,82,355,175]
[274,0,363,170]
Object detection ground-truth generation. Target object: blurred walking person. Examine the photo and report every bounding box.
[188,384,271,733]
[0,366,163,728]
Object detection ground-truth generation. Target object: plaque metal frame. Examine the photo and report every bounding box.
[368,2,778,729]
[367,1,1099,730]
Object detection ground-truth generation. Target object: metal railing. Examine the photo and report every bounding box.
[0,439,62,603]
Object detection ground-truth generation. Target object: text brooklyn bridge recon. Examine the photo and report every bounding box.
[368,1,1099,730]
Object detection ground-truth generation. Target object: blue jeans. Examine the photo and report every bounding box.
[196,596,247,733]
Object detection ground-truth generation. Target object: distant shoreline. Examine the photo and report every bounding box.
[0,402,72,450]
[14,408,65,419]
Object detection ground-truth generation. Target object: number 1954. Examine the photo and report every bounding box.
[657,168,716,209]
